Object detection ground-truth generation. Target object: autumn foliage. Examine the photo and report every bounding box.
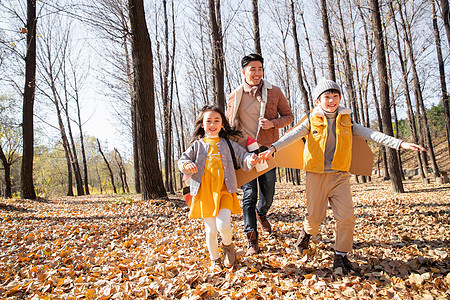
[0,179,449,299]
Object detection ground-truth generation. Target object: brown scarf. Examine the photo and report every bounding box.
[243,79,263,102]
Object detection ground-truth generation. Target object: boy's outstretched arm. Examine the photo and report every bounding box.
[259,146,276,162]
[400,142,426,152]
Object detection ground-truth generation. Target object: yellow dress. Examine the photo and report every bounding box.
[188,137,242,219]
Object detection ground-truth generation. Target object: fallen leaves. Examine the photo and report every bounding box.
[0,178,449,299]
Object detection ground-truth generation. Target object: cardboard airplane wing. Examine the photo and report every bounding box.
[235,117,374,187]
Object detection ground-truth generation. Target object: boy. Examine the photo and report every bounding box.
[259,77,425,275]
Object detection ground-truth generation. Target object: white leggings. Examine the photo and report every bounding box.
[203,209,233,260]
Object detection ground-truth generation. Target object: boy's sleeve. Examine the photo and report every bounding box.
[353,123,403,150]
[272,116,310,152]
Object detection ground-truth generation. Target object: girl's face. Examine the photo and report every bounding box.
[202,110,223,136]
[315,91,341,113]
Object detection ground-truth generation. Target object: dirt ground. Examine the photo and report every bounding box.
[0,177,449,299]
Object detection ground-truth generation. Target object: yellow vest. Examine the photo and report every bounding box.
[303,111,353,173]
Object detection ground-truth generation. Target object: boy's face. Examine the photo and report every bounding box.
[242,60,263,86]
[315,91,341,113]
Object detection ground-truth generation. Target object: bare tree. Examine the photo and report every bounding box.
[208,0,225,110]
[252,0,262,54]
[440,0,450,47]
[397,0,441,180]
[299,8,317,87]
[97,139,117,194]
[431,0,450,158]
[114,148,129,193]
[289,0,310,112]
[21,0,37,199]
[370,0,404,192]
[358,4,389,180]
[388,1,426,179]
[128,0,167,200]
[320,0,336,81]
[336,0,358,122]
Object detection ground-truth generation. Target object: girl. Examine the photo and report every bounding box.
[178,105,258,269]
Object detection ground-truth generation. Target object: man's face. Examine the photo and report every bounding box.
[315,91,341,113]
[242,60,263,86]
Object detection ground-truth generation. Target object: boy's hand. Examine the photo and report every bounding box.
[250,153,258,165]
[400,142,426,152]
[184,162,198,173]
[259,146,276,162]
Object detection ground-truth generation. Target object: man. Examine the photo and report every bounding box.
[226,53,294,255]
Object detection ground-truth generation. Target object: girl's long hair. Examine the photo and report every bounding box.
[188,105,241,145]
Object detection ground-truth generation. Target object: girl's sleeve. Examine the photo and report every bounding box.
[231,141,254,171]
[178,143,196,175]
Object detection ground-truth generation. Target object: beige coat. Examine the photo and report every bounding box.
[226,80,294,148]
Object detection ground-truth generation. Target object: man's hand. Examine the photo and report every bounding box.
[259,118,274,130]
[184,162,198,173]
[250,153,258,165]
[259,146,276,162]
[400,142,426,152]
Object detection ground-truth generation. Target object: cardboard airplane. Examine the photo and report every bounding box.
[235,117,374,187]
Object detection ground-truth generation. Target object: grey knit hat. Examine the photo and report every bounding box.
[313,77,341,100]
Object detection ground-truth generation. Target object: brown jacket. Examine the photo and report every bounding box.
[226,80,294,147]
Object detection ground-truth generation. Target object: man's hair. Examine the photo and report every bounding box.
[241,53,264,68]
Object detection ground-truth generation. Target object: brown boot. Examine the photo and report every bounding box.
[246,231,259,255]
[256,214,272,234]
[222,242,236,267]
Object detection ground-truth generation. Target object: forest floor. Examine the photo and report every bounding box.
[0,177,449,299]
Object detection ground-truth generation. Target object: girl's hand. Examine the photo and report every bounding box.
[250,153,258,165]
[400,142,426,152]
[184,162,198,173]
[259,146,276,162]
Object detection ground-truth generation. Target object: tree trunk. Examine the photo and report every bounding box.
[162,0,174,194]
[320,0,336,81]
[208,0,225,111]
[431,0,450,158]
[21,0,37,200]
[115,148,130,193]
[398,0,441,179]
[97,139,117,194]
[440,0,450,47]
[358,4,389,180]
[382,12,404,180]
[370,0,404,193]
[300,10,317,86]
[73,77,90,195]
[252,0,262,54]
[128,0,167,200]
[123,29,141,194]
[63,83,84,196]
[289,0,310,112]
[357,6,371,128]
[336,0,358,122]
[389,1,426,179]
[0,146,12,198]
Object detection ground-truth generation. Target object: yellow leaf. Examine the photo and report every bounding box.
[5,284,20,296]
[55,277,65,286]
